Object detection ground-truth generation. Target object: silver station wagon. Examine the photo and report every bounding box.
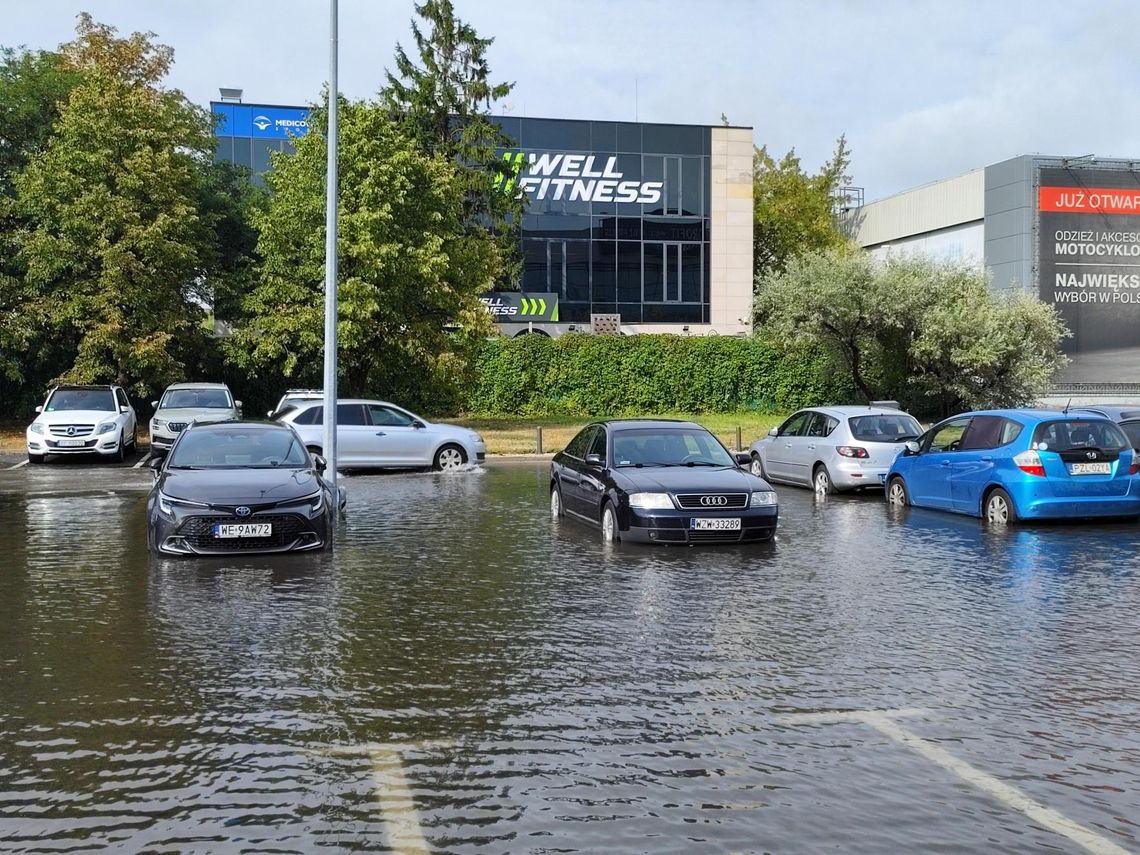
[749,404,923,494]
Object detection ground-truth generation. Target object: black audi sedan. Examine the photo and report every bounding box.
[550,419,779,545]
[147,421,334,556]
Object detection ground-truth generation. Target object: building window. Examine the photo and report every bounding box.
[643,242,703,304]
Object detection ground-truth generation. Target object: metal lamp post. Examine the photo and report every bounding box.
[322,0,339,491]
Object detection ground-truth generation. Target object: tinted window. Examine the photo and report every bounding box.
[586,429,607,460]
[45,389,115,412]
[1032,419,1128,452]
[168,428,308,468]
[160,388,232,409]
[778,412,811,437]
[848,413,922,442]
[1121,420,1140,449]
[926,418,971,452]
[564,426,595,458]
[293,405,320,425]
[959,415,1006,450]
[611,427,732,467]
[337,404,367,426]
[115,388,130,409]
[805,413,837,438]
[368,405,415,427]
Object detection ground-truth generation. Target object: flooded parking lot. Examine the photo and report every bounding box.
[0,459,1138,853]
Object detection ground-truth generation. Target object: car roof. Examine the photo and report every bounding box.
[186,420,284,432]
[805,405,916,417]
[164,382,231,390]
[53,384,113,391]
[1071,405,1140,421]
[601,419,702,431]
[941,408,1119,423]
[291,398,402,407]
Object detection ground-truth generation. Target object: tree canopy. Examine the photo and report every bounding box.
[753,248,1070,416]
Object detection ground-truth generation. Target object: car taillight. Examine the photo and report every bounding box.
[1130,461,1139,476]
[1014,450,1046,477]
[836,446,869,458]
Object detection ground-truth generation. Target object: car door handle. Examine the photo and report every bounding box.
[375,432,386,436]
[784,443,793,448]
[807,444,816,450]
[940,461,951,466]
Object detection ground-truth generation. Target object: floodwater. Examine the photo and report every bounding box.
[0,459,1138,853]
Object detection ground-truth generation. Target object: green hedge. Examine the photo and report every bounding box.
[464,333,853,416]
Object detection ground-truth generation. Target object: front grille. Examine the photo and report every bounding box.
[49,424,95,437]
[175,514,310,551]
[674,493,749,510]
[167,422,188,433]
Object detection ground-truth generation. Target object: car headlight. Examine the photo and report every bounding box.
[628,492,674,509]
[96,422,116,435]
[751,490,778,507]
[471,431,484,443]
[303,490,323,515]
[28,423,44,435]
[152,418,166,430]
[157,491,206,518]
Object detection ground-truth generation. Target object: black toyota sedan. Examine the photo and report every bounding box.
[550,419,779,545]
[147,421,334,556]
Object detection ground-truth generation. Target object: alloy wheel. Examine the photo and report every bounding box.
[602,505,617,543]
[814,468,831,495]
[750,456,764,478]
[888,481,907,506]
[436,446,465,470]
[550,488,562,518]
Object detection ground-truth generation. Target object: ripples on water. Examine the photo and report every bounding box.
[0,462,1137,852]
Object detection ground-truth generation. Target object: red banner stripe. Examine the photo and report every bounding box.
[1040,186,1140,215]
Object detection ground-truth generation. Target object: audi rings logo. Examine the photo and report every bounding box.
[235,506,251,517]
[700,495,729,506]
[66,426,77,437]
[1085,450,1098,460]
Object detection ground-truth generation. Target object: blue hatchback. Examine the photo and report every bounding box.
[885,409,1140,524]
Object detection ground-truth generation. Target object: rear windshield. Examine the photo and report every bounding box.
[1031,419,1128,453]
[847,413,922,443]
[45,388,115,412]
[1121,420,1140,449]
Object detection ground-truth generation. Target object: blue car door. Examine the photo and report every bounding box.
[909,417,972,510]
[950,416,1018,515]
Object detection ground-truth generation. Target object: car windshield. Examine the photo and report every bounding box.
[613,428,734,467]
[160,389,232,409]
[848,413,922,442]
[1031,419,1128,453]
[167,428,310,468]
[44,389,115,412]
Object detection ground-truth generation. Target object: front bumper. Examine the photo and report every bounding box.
[622,506,778,545]
[151,511,329,556]
[27,433,122,456]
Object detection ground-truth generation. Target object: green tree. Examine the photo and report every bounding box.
[226,97,500,413]
[753,136,852,283]
[14,14,216,396]
[753,248,1069,416]
[382,0,521,286]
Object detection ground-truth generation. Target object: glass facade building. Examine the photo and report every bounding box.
[212,102,753,334]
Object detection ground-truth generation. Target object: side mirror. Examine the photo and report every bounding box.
[584,452,604,467]
[411,419,426,429]
[312,454,327,473]
[735,452,752,467]
[148,456,163,479]
[35,405,42,413]
[234,400,242,408]
[767,426,778,437]
[151,401,159,409]
[119,405,130,414]
[904,440,921,455]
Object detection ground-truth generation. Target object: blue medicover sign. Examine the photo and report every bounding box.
[211,102,311,141]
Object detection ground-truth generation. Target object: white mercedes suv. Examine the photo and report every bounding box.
[26,384,138,464]
[150,382,241,455]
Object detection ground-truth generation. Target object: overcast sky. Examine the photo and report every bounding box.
[7,0,1139,201]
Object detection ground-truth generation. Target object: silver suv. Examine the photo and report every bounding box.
[150,382,241,455]
[749,404,923,494]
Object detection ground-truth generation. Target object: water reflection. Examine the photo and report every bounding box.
[0,462,1137,851]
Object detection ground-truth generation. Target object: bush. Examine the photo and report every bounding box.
[463,333,852,417]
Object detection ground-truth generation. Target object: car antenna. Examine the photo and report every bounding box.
[1062,397,1071,415]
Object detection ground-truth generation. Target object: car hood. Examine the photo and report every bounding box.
[159,467,321,505]
[615,465,771,493]
[33,409,124,426]
[153,408,235,423]
[425,421,478,439]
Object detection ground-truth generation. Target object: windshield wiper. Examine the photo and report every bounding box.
[168,465,207,470]
[683,461,725,467]
[620,461,679,468]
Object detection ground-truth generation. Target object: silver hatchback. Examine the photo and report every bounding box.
[749,404,923,493]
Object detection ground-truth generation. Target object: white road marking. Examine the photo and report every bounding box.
[781,709,1131,855]
[132,453,152,469]
[5,460,28,470]
[316,741,450,854]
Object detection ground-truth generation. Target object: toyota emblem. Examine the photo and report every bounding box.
[1086,451,1098,460]
[235,506,251,517]
[700,495,728,506]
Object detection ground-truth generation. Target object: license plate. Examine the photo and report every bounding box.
[1070,462,1111,475]
[690,518,742,531]
[57,439,86,447]
[213,523,272,538]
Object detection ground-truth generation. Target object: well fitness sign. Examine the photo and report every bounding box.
[1039,166,1140,383]
[501,151,663,204]
[480,292,560,323]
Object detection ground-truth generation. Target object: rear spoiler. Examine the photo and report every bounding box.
[869,400,900,410]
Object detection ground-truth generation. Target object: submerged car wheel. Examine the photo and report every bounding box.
[813,465,835,495]
[550,484,564,518]
[750,453,765,478]
[113,432,127,463]
[601,502,619,543]
[434,443,466,471]
[887,477,909,506]
[984,488,1017,526]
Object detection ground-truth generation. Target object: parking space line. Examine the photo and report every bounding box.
[132,453,152,469]
[5,460,28,470]
[781,710,1130,855]
[315,740,450,854]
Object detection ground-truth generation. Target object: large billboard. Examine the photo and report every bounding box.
[211,103,310,141]
[1038,166,1140,384]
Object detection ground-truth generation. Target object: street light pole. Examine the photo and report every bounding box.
[322,0,339,491]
